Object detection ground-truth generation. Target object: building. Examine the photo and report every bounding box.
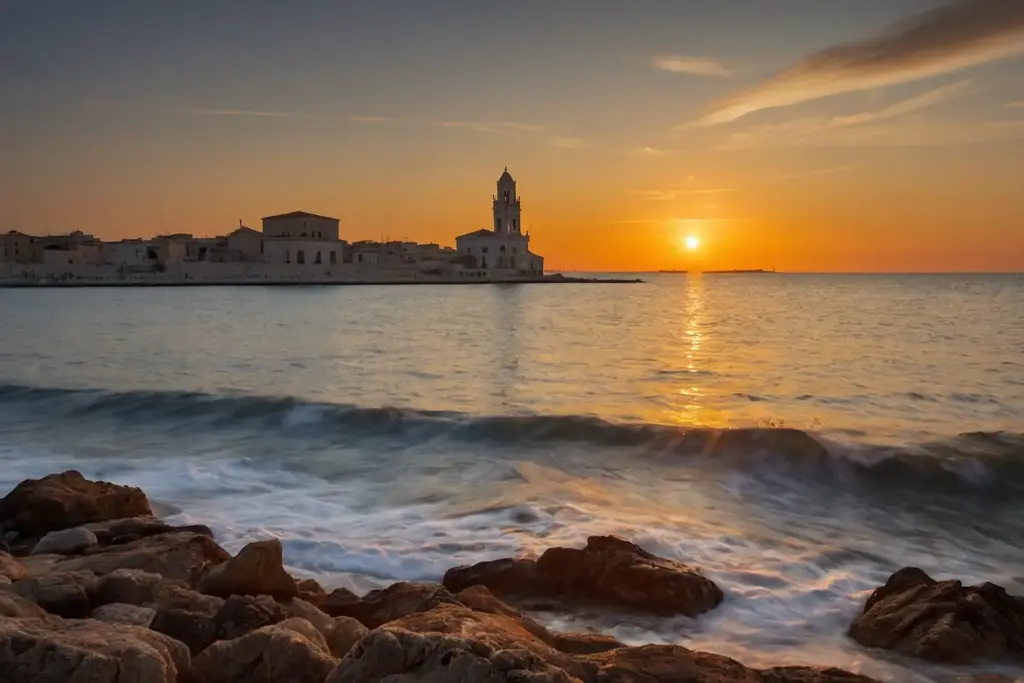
[455,168,544,277]
[261,210,345,266]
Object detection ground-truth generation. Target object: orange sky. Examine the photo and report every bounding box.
[2,1,1023,272]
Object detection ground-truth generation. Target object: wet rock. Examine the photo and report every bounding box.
[213,593,288,640]
[0,616,190,683]
[284,597,335,636]
[325,615,368,659]
[326,627,577,683]
[199,538,298,600]
[849,567,1024,664]
[443,535,723,618]
[90,602,156,627]
[0,551,27,582]
[552,632,625,655]
[38,530,230,584]
[0,470,153,536]
[581,645,881,683]
[31,526,98,555]
[323,580,461,628]
[150,608,218,655]
[11,570,98,617]
[0,590,48,618]
[192,622,338,683]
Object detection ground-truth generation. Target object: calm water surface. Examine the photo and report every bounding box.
[1,274,1022,682]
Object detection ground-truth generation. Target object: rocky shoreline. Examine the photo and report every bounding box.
[1,471,1021,682]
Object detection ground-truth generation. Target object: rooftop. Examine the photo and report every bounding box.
[262,210,340,222]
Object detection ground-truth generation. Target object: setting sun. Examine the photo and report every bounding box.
[685,235,701,251]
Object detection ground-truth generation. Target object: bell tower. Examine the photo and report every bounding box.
[493,167,522,236]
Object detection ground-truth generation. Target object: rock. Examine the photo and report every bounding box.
[38,530,230,584]
[0,590,48,618]
[276,616,330,653]
[325,616,368,659]
[322,586,360,614]
[192,622,338,683]
[83,516,216,545]
[284,597,335,636]
[90,602,156,627]
[0,551,27,581]
[214,593,288,640]
[380,603,587,679]
[150,608,218,655]
[96,567,164,605]
[456,584,623,654]
[0,616,190,683]
[0,470,153,536]
[326,627,577,683]
[157,582,225,615]
[199,538,298,600]
[297,577,327,606]
[31,526,98,555]
[848,567,1024,664]
[580,645,881,683]
[443,535,723,618]
[323,580,461,628]
[11,571,98,617]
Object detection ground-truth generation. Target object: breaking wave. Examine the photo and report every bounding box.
[1,382,1022,494]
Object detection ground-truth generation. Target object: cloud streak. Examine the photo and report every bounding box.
[632,188,737,201]
[170,107,396,123]
[431,120,546,134]
[701,0,1024,124]
[654,55,731,77]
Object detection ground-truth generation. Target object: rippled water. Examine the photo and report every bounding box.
[1,274,1022,682]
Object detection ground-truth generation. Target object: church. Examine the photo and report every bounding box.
[455,168,544,277]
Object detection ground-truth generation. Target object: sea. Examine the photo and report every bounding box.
[1,274,1022,682]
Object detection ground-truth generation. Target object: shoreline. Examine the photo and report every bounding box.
[0,275,643,288]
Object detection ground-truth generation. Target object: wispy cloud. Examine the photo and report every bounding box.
[631,188,737,201]
[700,0,1024,125]
[169,107,395,123]
[770,165,858,182]
[653,55,732,77]
[431,120,545,134]
[630,145,674,157]
[551,136,588,149]
[1007,100,1024,109]
[718,80,971,149]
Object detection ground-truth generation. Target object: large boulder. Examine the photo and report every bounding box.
[0,470,153,537]
[11,571,98,617]
[31,526,98,555]
[35,530,230,584]
[0,590,48,618]
[444,535,723,617]
[848,567,1024,664]
[297,577,327,606]
[199,538,298,600]
[191,622,338,683]
[213,593,288,640]
[0,616,190,683]
[0,551,26,582]
[326,627,578,683]
[150,608,218,655]
[579,645,880,683]
[323,581,461,628]
[283,597,335,636]
[90,602,156,627]
[325,616,368,659]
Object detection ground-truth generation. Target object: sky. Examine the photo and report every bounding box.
[1,0,1023,272]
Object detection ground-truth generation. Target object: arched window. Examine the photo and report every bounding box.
[285,250,290,264]
[315,251,322,264]
[329,251,337,264]
[297,250,305,264]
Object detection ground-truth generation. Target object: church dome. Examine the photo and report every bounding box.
[498,167,514,182]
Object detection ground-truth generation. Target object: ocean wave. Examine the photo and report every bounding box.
[1,382,1022,492]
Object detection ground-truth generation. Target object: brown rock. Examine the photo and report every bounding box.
[325,616,368,659]
[443,535,723,618]
[848,567,1024,664]
[326,627,578,683]
[12,571,98,617]
[0,590,48,618]
[214,593,288,640]
[552,632,625,655]
[82,516,211,545]
[39,530,230,585]
[284,597,335,636]
[90,602,156,627]
[0,551,27,582]
[31,526,99,555]
[0,616,190,683]
[96,567,165,605]
[0,470,153,536]
[323,580,461,628]
[322,585,360,614]
[199,538,298,600]
[276,616,330,653]
[580,645,880,683]
[150,608,218,655]
[156,582,225,615]
[192,622,338,683]
[297,577,327,606]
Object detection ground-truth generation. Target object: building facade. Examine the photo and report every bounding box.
[455,168,544,276]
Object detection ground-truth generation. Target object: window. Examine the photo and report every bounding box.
[482,247,489,253]
[329,251,337,264]
[495,218,502,232]
[297,250,305,264]
[512,219,516,231]
[315,251,322,264]
[358,254,363,263]
[499,245,506,252]
[512,247,517,253]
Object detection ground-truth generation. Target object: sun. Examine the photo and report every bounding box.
[684,235,701,251]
